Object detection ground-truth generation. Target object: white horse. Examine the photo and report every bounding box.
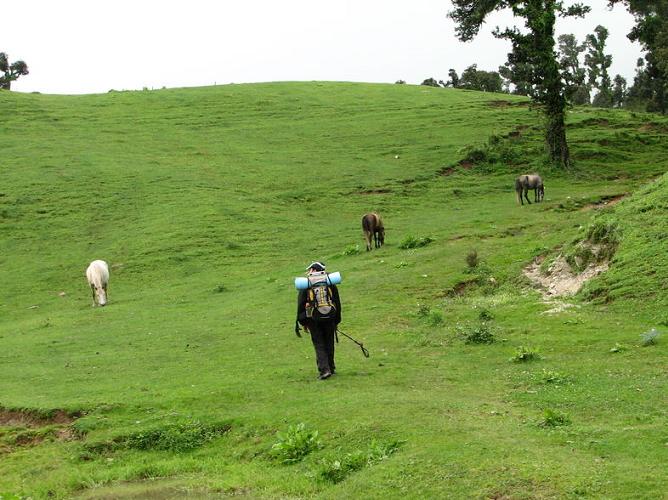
[86,260,109,307]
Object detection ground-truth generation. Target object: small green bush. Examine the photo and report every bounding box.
[539,409,571,427]
[426,310,444,326]
[466,249,479,270]
[399,235,434,249]
[343,244,361,256]
[213,284,227,293]
[270,423,322,464]
[416,303,431,318]
[478,308,494,322]
[462,323,495,344]
[510,346,541,363]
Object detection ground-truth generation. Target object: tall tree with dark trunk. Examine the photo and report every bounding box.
[448,0,589,168]
[0,53,29,90]
[611,0,668,113]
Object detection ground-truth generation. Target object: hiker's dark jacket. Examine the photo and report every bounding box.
[296,284,342,326]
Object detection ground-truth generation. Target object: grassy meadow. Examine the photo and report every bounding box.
[0,82,667,499]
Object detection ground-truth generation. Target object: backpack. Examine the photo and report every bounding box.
[306,272,336,321]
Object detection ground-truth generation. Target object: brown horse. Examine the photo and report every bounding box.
[362,213,385,251]
[515,174,544,205]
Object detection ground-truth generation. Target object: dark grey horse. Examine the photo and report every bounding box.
[362,212,385,251]
[515,174,544,205]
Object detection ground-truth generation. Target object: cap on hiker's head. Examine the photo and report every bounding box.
[306,261,326,272]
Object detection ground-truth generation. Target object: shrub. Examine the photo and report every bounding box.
[416,303,431,318]
[640,328,661,347]
[425,310,444,327]
[478,308,494,322]
[343,244,361,256]
[510,346,541,363]
[539,409,571,427]
[416,304,443,326]
[270,423,322,464]
[462,323,495,344]
[466,249,479,270]
[213,284,227,293]
[399,235,434,249]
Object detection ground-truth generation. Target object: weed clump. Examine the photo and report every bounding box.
[466,249,479,270]
[538,409,571,427]
[510,346,541,363]
[535,369,570,384]
[399,235,434,249]
[343,244,361,256]
[460,323,495,344]
[609,343,628,353]
[318,440,401,484]
[270,423,322,464]
[124,421,230,452]
[478,308,494,322]
[416,304,443,326]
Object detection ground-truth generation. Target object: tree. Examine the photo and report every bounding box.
[446,68,460,87]
[459,64,504,92]
[611,0,668,113]
[0,53,29,90]
[557,34,590,104]
[585,25,613,107]
[498,60,535,96]
[612,74,628,107]
[449,0,590,168]
[421,77,442,87]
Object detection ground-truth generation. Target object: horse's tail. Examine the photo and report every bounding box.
[362,214,372,233]
[515,177,522,204]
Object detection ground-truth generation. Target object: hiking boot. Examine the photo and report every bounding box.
[318,371,332,380]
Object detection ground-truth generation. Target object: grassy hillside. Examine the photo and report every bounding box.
[0,83,667,499]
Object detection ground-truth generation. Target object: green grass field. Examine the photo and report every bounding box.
[0,83,666,499]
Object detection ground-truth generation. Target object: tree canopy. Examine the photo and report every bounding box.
[449,0,589,167]
[0,53,29,90]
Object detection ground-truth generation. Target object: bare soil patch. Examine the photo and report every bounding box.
[523,254,608,301]
[0,408,80,427]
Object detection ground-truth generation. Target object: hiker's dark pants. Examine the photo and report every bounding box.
[309,321,336,375]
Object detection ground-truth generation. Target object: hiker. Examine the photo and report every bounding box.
[295,261,342,380]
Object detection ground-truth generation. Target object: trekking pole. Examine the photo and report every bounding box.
[336,328,370,358]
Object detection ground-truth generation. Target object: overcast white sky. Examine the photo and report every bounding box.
[3,1,641,95]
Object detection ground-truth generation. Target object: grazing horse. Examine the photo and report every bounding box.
[86,260,109,307]
[362,212,385,251]
[515,174,544,205]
